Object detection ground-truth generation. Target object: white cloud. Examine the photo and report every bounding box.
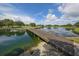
[44,18,78,25]
[44,9,55,24]
[44,7,79,25]
[51,19,78,25]
[58,3,79,17]
[44,14,58,25]
[44,9,58,25]
[0,13,36,24]
[34,11,43,17]
[0,4,36,24]
[46,14,57,20]
[44,9,57,25]
[46,3,79,25]
[0,3,18,14]
[18,16,36,24]
[0,3,79,25]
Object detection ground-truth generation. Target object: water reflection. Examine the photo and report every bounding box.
[0,29,25,36]
[0,28,78,56]
[41,27,78,37]
[5,48,24,56]
[0,29,40,56]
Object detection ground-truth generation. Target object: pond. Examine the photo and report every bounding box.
[0,30,41,56]
[0,27,78,56]
[41,27,78,37]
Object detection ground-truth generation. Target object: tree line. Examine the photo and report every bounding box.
[0,19,36,27]
[46,22,79,28]
[0,19,79,28]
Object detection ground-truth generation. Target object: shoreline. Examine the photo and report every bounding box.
[20,41,65,56]
[30,41,46,56]
[20,41,46,56]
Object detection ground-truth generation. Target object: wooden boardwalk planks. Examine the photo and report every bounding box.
[27,28,76,55]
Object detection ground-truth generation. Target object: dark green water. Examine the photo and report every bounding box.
[0,30,40,56]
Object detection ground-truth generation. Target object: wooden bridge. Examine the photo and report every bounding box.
[26,28,78,56]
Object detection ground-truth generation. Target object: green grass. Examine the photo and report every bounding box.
[74,28,79,32]
[72,28,79,34]
[66,37,79,43]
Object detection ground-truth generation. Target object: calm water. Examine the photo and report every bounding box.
[0,27,78,55]
[41,27,78,37]
[0,30,40,56]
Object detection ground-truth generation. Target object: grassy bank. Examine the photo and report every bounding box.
[66,37,79,43]
[62,26,79,35]
[72,28,79,34]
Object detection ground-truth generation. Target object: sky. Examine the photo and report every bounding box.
[0,3,79,25]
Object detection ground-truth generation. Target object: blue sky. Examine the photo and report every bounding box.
[0,3,79,25]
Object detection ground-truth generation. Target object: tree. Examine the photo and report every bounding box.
[30,23,36,27]
[41,25,44,28]
[66,24,72,27]
[46,25,52,29]
[53,25,59,28]
[15,21,25,26]
[2,19,14,27]
[0,21,4,27]
[74,22,79,27]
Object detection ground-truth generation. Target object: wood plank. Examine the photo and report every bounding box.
[27,28,77,55]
